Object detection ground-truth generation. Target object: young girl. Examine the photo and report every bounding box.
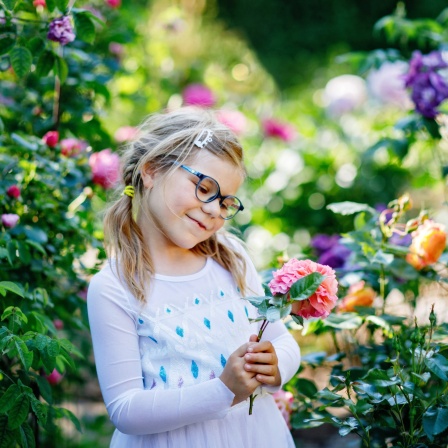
[87,107,301,447]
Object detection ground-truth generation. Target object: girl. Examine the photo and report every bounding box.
[87,107,301,447]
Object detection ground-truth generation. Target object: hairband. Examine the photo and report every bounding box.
[122,185,135,198]
[194,129,213,148]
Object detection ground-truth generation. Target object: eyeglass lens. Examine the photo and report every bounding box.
[196,177,242,219]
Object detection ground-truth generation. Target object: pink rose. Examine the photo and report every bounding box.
[42,130,59,148]
[2,213,19,228]
[46,369,63,385]
[273,390,294,429]
[268,258,338,319]
[182,83,216,107]
[262,118,297,142]
[6,185,20,198]
[217,110,247,135]
[89,149,120,189]
[60,138,86,157]
[114,126,138,143]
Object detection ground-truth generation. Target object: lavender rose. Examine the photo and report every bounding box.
[47,16,75,46]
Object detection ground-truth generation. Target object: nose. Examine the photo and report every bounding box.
[200,198,222,218]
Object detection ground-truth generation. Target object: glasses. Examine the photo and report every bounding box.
[176,163,244,220]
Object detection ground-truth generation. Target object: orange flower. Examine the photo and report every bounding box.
[406,220,447,270]
[338,281,376,312]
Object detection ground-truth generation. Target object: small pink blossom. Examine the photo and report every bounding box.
[262,118,297,142]
[182,84,216,108]
[105,0,121,8]
[42,130,59,148]
[114,126,138,143]
[269,258,338,319]
[53,319,64,330]
[6,185,20,199]
[217,110,247,135]
[273,390,294,429]
[2,214,19,228]
[60,138,86,157]
[46,369,63,385]
[89,149,120,189]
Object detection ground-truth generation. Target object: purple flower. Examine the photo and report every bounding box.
[404,50,448,118]
[182,84,215,108]
[47,16,75,46]
[2,213,19,228]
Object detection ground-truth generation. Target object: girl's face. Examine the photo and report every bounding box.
[140,150,244,254]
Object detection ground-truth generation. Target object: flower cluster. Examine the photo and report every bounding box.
[404,50,448,118]
[47,16,75,46]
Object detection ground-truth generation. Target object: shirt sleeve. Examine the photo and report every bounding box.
[235,238,301,390]
[87,266,235,436]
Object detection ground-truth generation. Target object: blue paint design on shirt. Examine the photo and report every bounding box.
[148,336,158,343]
[191,360,199,378]
[204,318,211,329]
[160,366,167,383]
[244,306,249,317]
[176,326,184,337]
[228,310,234,322]
[221,354,227,367]
[138,318,144,324]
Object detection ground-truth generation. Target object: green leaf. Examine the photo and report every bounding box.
[295,378,318,398]
[30,396,48,425]
[34,376,53,405]
[0,281,24,297]
[423,405,448,439]
[9,46,32,78]
[54,56,68,83]
[7,394,29,429]
[1,0,16,11]
[13,336,33,370]
[36,50,55,78]
[289,272,325,301]
[425,354,448,381]
[19,422,35,448]
[74,12,96,44]
[0,384,21,413]
[327,201,376,216]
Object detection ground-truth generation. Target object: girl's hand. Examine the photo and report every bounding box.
[219,341,261,406]
[243,334,281,387]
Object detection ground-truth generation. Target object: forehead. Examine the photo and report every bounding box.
[187,151,244,193]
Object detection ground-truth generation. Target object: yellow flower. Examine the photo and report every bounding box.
[338,281,376,312]
[406,220,447,270]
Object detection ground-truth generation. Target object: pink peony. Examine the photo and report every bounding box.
[42,130,59,148]
[60,138,86,157]
[182,83,216,107]
[6,185,20,198]
[273,390,294,429]
[46,369,63,385]
[1,213,19,228]
[269,258,338,319]
[89,149,120,189]
[114,126,138,142]
[262,118,297,142]
[217,110,247,135]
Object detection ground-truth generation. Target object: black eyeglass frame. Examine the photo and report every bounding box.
[175,163,244,220]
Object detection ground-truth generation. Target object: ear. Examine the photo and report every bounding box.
[141,164,155,190]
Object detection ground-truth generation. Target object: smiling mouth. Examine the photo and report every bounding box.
[187,215,207,230]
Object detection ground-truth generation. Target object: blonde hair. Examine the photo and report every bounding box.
[103,107,248,302]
